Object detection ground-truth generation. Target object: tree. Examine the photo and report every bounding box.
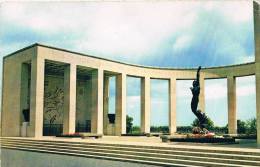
[246,118,256,134]
[191,117,214,130]
[237,119,246,134]
[126,115,133,134]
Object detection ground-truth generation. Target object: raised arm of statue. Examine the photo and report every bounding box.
[196,66,201,84]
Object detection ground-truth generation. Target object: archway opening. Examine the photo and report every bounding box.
[176,80,195,133]
[150,79,169,133]
[126,76,141,134]
[205,78,228,134]
[236,75,256,135]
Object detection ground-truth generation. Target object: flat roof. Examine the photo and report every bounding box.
[3,43,255,70]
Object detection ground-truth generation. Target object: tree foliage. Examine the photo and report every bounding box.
[237,119,246,134]
[126,115,133,133]
[191,117,214,130]
[236,119,256,134]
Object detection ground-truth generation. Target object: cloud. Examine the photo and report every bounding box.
[2,1,253,66]
[150,79,169,98]
[0,1,197,63]
[204,76,256,100]
[238,55,255,63]
[127,95,140,110]
[126,95,141,126]
[176,80,193,98]
[218,1,252,23]
[237,85,255,96]
[236,75,256,96]
[205,79,227,100]
[172,35,193,51]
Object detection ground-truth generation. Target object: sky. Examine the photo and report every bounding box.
[0,1,257,127]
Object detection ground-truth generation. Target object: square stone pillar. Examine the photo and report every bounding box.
[141,76,151,134]
[91,69,104,134]
[103,76,110,135]
[227,75,237,134]
[256,64,260,144]
[169,78,177,134]
[254,1,260,63]
[254,0,260,145]
[63,64,77,134]
[28,56,45,138]
[115,73,126,135]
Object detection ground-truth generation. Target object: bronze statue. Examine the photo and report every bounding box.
[190,66,208,132]
[22,109,30,122]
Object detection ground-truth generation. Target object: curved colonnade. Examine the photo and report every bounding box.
[1,1,260,144]
[1,44,258,139]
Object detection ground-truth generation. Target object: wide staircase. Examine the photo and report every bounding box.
[0,137,260,167]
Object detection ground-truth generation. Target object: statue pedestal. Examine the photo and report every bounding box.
[21,122,29,137]
[161,134,236,144]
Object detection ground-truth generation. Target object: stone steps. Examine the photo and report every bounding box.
[2,142,259,166]
[1,138,259,167]
[1,138,259,157]
[2,140,259,159]
[2,140,260,163]
[2,138,259,155]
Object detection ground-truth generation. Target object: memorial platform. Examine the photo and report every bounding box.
[0,136,259,167]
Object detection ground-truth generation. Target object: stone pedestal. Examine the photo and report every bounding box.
[106,124,115,136]
[21,122,29,137]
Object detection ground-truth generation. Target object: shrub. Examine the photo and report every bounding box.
[191,117,214,130]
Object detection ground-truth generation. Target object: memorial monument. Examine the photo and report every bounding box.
[190,66,209,134]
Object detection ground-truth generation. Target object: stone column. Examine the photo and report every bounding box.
[169,78,177,134]
[63,64,77,134]
[254,1,260,63]
[256,64,260,144]
[254,1,260,144]
[199,74,205,112]
[28,56,45,137]
[91,69,104,134]
[141,76,151,134]
[227,75,237,134]
[103,76,110,135]
[115,73,126,135]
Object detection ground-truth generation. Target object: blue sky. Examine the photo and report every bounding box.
[0,1,257,127]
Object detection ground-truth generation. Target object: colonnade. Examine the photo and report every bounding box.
[1,42,259,143]
[27,58,244,137]
[1,1,259,144]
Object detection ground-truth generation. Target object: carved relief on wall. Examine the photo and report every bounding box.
[43,76,91,125]
[44,76,64,124]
